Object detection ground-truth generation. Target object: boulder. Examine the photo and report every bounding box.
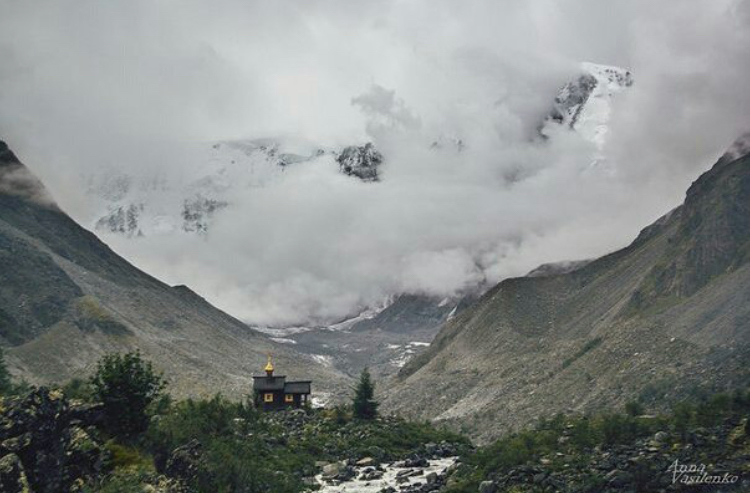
[404,456,428,468]
[165,439,205,485]
[424,442,438,456]
[367,445,386,460]
[653,431,668,443]
[478,480,496,493]
[356,456,377,466]
[68,402,106,427]
[322,462,341,477]
[336,465,356,481]
[0,387,110,492]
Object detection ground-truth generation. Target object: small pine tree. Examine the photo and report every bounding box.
[353,368,378,420]
[91,351,166,436]
[0,347,12,395]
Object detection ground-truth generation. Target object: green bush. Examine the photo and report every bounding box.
[145,395,308,493]
[624,400,644,417]
[146,395,255,451]
[331,404,350,424]
[62,377,94,402]
[672,402,694,438]
[569,416,597,449]
[90,351,166,436]
[80,466,156,493]
[598,413,642,445]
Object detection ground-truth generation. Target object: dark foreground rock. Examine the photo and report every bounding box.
[478,418,750,493]
[0,387,108,492]
[165,439,207,485]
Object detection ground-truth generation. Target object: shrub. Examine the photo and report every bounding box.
[569,416,597,449]
[625,400,644,417]
[332,404,350,424]
[62,378,94,402]
[672,402,694,438]
[598,413,641,445]
[80,466,155,493]
[145,395,307,493]
[90,351,166,436]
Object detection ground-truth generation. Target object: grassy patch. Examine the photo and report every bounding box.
[105,441,154,470]
[74,296,131,335]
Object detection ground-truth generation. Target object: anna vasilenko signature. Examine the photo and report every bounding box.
[667,459,740,485]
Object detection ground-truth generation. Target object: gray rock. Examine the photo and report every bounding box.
[356,456,377,466]
[322,462,341,477]
[337,143,383,182]
[0,388,109,492]
[653,431,668,442]
[165,439,205,484]
[478,480,496,493]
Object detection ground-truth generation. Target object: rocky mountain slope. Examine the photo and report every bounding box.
[383,142,750,443]
[0,140,350,398]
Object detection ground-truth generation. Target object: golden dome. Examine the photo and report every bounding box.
[264,354,274,373]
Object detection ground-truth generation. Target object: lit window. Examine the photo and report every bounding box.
[285,394,294,403]
[264,393,274,403]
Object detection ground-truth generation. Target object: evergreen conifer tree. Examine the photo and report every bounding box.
[353,367,378,420]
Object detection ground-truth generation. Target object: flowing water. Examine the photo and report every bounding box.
[313,457,457,493]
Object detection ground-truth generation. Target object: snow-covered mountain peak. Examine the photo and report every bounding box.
[87,139,383,237]
[580,62,634,90]
[542,62,633,149]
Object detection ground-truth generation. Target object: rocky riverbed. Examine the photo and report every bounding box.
[315,456,458,493]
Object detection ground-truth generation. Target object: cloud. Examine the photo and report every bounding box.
[0,0,748,326]
[0,164,57,207]
[352,85,421,135]
[0,142,57,207]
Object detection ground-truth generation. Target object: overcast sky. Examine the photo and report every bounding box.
[1,0,749,326]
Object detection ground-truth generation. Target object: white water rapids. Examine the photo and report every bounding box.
[312,457,457,493]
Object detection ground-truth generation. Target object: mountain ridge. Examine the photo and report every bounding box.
[383,144,750,443]
[0,139,351,399]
